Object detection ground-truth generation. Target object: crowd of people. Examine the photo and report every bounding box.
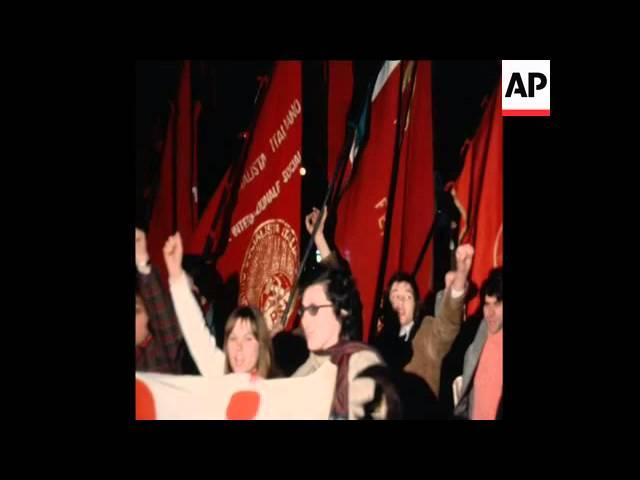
[135,207,503,420]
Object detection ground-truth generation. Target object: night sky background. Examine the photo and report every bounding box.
[137,62,498,201]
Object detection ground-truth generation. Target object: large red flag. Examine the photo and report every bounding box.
[383,61,435,304]
[189,61,303,331]
[147,60,201,285]
[333,61,401,342]
[333,61,436,342]
[452,86,503,315]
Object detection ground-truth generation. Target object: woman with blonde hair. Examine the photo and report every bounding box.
[162,232,277,379]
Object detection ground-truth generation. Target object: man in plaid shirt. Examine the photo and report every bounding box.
[136,228,183,374]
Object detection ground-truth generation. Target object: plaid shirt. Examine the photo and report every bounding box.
[136,267,183,374]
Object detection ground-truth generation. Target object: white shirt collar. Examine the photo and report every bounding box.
[399,321,415,340]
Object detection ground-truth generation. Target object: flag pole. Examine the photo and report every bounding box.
[278,124,356,330]
[368,61,418,343]
[278,61,382,331]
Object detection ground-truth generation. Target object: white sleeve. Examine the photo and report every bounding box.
[169,272,226,377]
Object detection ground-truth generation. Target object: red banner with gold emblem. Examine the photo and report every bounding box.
[189,61,302,331]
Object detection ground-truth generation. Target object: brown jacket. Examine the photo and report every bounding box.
[403,287,465,396]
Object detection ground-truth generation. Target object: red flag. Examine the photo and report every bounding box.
[383,61,435,301]
[147,60,200,285]
[187,167,231,257]
[452,86,503,315]
[333,61,436,342]
[190,61,303,331]
[334,61,402,342]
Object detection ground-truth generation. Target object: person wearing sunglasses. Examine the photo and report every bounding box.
[292,264,398,419]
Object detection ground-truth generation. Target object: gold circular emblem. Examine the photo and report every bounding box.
[239,219,298,330]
